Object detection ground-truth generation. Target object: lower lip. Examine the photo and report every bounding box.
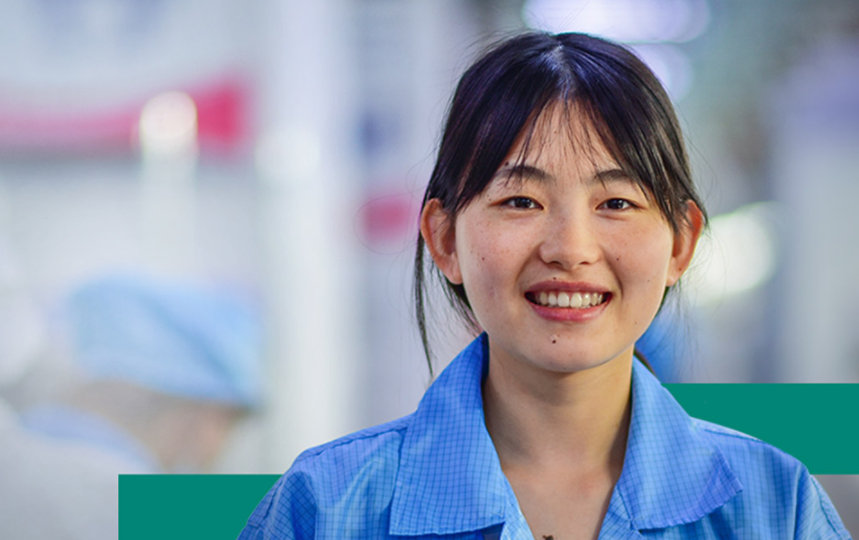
[528,297,610,322]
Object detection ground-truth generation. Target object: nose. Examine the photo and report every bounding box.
[537,210,601,269]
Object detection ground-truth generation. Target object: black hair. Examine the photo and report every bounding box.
[414,32,707,374]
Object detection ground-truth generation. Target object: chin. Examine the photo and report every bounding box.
[527,343,632,375]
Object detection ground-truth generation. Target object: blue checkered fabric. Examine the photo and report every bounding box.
[239,334,850,539]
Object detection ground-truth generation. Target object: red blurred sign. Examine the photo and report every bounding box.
[0,77,250,156]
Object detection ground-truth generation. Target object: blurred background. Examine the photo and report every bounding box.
[0,0,856,537]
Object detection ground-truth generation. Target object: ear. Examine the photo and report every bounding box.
[420,198,463,284]
[666,200,704,287]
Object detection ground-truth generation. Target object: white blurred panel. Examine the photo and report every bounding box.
[770,37,859,382]
[255,0,363,471]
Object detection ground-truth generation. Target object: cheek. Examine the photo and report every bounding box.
[456,225,519,300]
[459,241,506,297]
[611,227,675,285]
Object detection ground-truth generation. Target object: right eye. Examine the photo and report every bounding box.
[501,196,541,210]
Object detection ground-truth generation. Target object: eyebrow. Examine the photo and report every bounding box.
[593,168,633,185]
[492,163,633,186]
[492,163,552,182]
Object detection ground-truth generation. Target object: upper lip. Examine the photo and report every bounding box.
[525,280,611,295]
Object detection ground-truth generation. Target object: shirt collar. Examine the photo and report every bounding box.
[390,334,508,536]
[614,361,743,530]
[389,334,743,536]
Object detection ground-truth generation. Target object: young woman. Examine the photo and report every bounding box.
[240,32,849,539]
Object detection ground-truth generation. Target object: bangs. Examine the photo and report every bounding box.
[436,35,694,231]
[442,62,566,215]
[561,47,695,230]
[496,99,659,207]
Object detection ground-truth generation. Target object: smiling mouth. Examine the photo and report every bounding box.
[526,291,609,309]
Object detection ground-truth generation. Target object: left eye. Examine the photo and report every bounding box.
[502,197,540,209]
[601,198,632,210]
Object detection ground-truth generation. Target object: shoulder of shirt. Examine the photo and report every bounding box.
[691,417,764,443]
[290,413,413,468]
[691,416,801,463]
[689,416,817,491]
[241,416,415,536]
[690,418,851,537]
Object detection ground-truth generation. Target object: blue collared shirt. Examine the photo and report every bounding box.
[240,334,850,539]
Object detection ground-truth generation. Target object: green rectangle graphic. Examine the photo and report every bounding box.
[664,383,858,474]
[119,474,279,540]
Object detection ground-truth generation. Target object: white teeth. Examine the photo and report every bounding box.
[557,292,570,307]
[533,291,604,308]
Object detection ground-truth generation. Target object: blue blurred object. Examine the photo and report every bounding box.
[635,302,685,382]
[66,273,262,407]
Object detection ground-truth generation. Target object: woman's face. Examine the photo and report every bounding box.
[422,104,702,377]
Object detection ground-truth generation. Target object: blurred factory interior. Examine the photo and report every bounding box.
[0,0,856,536]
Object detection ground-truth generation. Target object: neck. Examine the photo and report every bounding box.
[482,348,633,474]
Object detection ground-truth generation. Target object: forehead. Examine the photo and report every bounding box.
[504,101,616,170]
